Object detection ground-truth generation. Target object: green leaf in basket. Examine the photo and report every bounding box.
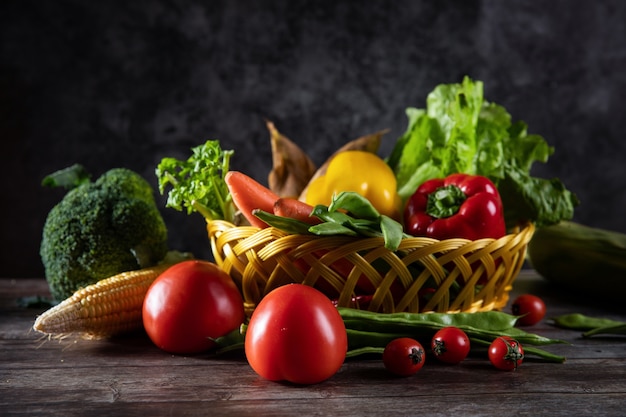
[252,209,313,234]
[309,222,359,236]
[257,193,406,251]
[328,191,380,220]
[311,205,355,225]
[380,215,403,251]
[312,195,406,251]
[345,218,383,238]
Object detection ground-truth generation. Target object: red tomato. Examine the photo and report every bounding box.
[383,337,426,377]
[431,326,471,364]
[488,336,524,371]
[142,260,245,354]
[512,294,546,326]
[245,284,347,385]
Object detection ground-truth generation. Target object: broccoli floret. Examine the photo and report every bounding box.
[40,166,169,301]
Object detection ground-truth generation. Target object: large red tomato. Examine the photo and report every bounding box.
[244,284,347,385]
[142,260,245,354]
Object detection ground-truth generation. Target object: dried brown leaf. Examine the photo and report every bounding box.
[267,120,317,198]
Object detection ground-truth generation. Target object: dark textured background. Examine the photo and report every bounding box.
[2,0,625,278]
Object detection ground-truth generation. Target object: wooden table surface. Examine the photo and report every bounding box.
[1,270,625,417]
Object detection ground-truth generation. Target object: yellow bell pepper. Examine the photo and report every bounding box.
[305,150,402,220]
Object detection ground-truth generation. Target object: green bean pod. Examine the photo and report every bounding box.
[339,308,519,331]
[552,313,625,331]
[552,313,626,338]
[339,308,567,346]
[340,307,568,363]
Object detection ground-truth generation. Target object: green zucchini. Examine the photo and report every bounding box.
[527,221,626,302]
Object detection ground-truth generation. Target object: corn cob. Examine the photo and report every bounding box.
[33,251,192,339]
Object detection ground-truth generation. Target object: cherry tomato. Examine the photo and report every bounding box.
[142,260,245,354]
[512,294,546,326]
[244,284,347,385]
[431,326,471,364]
[488,336,524,371]
[382,337,426,377]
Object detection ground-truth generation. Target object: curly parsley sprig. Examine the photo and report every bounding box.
[156,140,236,222]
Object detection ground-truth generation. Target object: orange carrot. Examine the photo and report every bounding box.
[273,198,321,225]
[225,171,279,228]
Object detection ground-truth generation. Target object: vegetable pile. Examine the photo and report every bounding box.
[36,76,596,385]
[387,76,578,229]
[155,77,579,243]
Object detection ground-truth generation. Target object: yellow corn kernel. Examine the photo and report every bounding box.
[33,262,178,339]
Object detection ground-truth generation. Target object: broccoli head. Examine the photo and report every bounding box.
[40,166,169,301]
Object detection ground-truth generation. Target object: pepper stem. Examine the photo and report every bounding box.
[426,185,466,219]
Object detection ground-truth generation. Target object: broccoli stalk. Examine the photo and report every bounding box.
[40,166,169,301]
[41,163,91,190]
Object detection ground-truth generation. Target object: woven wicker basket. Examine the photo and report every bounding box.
[208,220,535,317]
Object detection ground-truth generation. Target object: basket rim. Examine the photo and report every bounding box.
[207,219,535,245]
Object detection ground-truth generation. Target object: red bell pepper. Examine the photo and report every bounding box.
[403,173,506,240]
